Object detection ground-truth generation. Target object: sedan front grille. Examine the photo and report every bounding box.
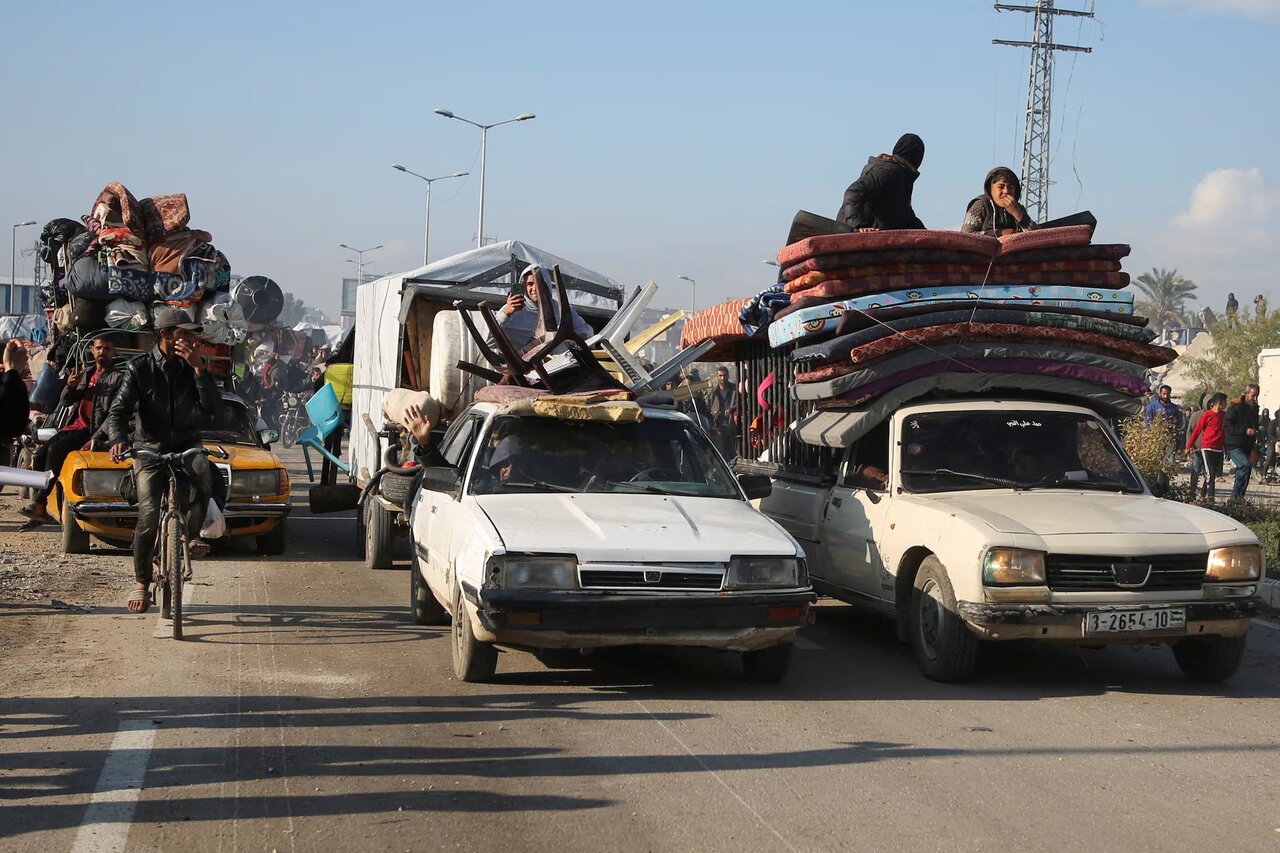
[1045,553,1208,592]
[578,565,725,592]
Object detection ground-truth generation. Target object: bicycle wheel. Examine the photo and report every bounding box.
[165,515,184,640]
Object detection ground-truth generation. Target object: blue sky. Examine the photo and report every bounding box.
[1,0,1277,318]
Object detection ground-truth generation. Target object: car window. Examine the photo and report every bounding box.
[199,399,257,445]
[440,414,485,468]
[841,421,890,490]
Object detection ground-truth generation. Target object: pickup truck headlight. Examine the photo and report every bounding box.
[230,469,287,498]
[983,548,1046,585]
[494,556,578,590]
[727,556,804,589]
[1206,546,1262,581]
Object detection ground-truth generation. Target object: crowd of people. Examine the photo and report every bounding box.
[1147,382,1274,503]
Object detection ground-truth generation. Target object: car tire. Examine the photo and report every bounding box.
[741,643,793,683]
[410,549,448,626]
[910,555,979,683]
[451,583,497,682]
[256,518,288,556]
[1172,634,1247,682]
[61,501,90,554]
[364,499,394,570]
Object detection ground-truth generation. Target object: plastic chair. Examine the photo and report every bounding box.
[299,383,350,481]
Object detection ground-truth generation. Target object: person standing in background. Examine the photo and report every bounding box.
[1224,383,1260,500]
[0,340,30,468]
[1225,293,1239,326]
[708,366,739,461]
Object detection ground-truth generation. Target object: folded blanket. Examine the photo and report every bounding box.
[138,194,190,243]
[791,305,1156,365]
[149,229,215,274]
[738,285,791,335]
[814,358,1147,410]
[794,342,1150,401]
[91,182,142,234]
[768,284,1136,347]
[106,266,157,302]
[778,229,1000,267]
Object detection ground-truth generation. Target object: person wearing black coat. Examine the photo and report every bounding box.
[0,340,30,468]
[1223,384,1260,500]
[836,133,926,232]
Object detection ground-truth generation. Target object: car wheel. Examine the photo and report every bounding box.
[364,499,394,570]
[256,518,288,556]
[451,583,497,682]
[61,501,90,554]
[1172,634,1247,682]
[910,555,979,683]
[410,549,448,626]
[741,643,793,683]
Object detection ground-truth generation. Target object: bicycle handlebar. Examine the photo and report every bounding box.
[120,445,230,463]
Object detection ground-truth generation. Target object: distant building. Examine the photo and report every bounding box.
[0,276,40,314]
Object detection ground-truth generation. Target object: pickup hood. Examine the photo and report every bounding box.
[473,493,800,563]
[922,491,1241,537]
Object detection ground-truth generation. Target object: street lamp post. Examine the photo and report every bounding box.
[392,164,468,265]
[10,220,36,314]
[433,108,536,249]
[677,275,697,313]
[339,243,383,287]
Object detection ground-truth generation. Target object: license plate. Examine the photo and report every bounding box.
[1084,608,1185,636]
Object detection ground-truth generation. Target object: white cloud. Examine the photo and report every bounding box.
[1144,0,1280,23]
[1174,167,1277,235]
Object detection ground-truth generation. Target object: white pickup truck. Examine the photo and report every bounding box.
[759,398,1267,683]
[408,400,815,682]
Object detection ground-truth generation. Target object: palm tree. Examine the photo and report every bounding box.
[1134,268,1198,330]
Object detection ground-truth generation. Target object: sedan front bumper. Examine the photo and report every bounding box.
[468,586,816,651]
[957,597,1266,642]
[71,501,292,520]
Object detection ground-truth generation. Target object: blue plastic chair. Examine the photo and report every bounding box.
[299,383,350,481]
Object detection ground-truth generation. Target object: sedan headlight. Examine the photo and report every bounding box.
[492,555,579,590]
[983,548,1046,585]
[726,556,804,589]
[78,469,127,498]
[230,469,287,498]
[1206,546,1262,581]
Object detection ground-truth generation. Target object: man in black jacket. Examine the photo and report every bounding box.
[0,339,30,468]
[22,335,124,527]
[837,133,926,232]
[1223,383,1260,500]
[107,307,222,613]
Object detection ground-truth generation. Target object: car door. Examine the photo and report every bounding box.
[416,413,485,594]
[815,422,893,603]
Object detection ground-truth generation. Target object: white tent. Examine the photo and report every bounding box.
[392,240,626,321]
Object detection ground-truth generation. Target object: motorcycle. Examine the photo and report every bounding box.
[278,392,308,449]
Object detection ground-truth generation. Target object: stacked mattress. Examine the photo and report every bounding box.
[680,225,1176,415]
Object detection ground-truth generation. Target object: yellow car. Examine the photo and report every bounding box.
[50,394,291,555]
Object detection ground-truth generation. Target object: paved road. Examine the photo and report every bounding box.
[3,454,1280,852]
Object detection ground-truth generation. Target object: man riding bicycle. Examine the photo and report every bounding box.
[106,307,223,613]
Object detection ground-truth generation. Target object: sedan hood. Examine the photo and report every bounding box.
[924,491,1241,536]
[473,493,799,563]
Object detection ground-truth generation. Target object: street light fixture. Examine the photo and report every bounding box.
[10,220,36,314]
[340,243,383,287]
[434,108,536,248]
[391,164,469,265]
[762,259,779,266]
[677,275,697,313]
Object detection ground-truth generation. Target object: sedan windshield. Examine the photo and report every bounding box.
[198,400,258,446]
[469,415,741,498]
[899,410,1144,494]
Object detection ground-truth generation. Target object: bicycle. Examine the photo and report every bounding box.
[121,445,229,639]
[278,392,307,449]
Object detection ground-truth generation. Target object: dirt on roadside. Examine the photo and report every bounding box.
[0,491,133,656]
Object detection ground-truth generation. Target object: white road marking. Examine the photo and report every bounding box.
[792,636,825,651]
[69,720,156,853]
[1255,618,1280,631]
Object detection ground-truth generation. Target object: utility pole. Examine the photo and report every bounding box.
[993,1,1093,223]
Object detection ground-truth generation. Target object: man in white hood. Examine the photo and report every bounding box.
[496,264,593,354]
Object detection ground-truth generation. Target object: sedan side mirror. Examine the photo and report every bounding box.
[737,473,773,501]
[259,429,280,447]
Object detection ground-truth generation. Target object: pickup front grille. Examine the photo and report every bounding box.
[578,566,725,592]
[1045,553,1208,592]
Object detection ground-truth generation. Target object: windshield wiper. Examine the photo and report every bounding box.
[501,480,580,493]
[607,480,707,496]
[1025,477,1129,493]
[902,468,1028,489]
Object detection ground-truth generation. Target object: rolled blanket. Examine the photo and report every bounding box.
[91,182,143,234]
[138,194,191,243]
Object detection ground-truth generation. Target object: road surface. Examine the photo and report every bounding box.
[3,452,1279,852]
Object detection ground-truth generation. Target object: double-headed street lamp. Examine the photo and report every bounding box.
[433,108,535,248]
[391,164,468,265]
[10,220,36,313]
[340,242,383,286]
[677,275,697,313]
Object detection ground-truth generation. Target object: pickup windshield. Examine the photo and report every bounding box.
[899,410,1144,494]
[469,415,741,498]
